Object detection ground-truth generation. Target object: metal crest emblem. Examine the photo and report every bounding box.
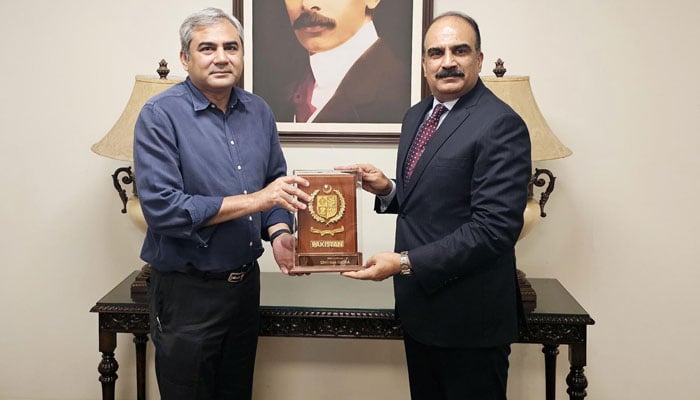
[308,184,345,225]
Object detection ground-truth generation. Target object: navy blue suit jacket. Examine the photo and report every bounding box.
[379,78,532,348]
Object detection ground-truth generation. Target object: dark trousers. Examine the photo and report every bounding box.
[403,332,511,400]
[148,266,260,400]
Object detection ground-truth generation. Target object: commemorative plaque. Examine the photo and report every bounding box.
[292,170,363,273]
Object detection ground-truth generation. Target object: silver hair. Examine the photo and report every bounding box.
[179,7,243,59]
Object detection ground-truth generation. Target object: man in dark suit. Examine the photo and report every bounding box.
[273,0,410,123]
[339,11,532,399]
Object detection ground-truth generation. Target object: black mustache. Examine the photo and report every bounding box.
[435,68,465,79]
[293,11,336,30]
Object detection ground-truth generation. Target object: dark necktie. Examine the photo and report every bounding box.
[293,70,316,122]
[404,103,447,182]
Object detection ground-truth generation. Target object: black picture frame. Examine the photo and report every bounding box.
[233,0,433,144]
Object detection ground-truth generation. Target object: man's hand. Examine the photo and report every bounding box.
[208,175,312,226]
[335,164,392,196]
[341,252,401,281]
[271,232,295,275]
[255,175,312,213]
[270,230,309,276]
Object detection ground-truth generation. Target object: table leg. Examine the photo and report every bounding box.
[97,329,118,400]
[134,334,149,400]
[542,344,559,400]
[566,342,588,399]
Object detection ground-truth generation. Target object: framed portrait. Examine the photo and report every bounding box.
[233,0,433,143]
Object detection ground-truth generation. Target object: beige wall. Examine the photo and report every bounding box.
[1,0,699,398]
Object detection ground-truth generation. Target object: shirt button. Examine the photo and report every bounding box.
[249,241,253,247]
[248,216,253,221]
[243,190,248,194]
[230,140,235,145]
[237,165,242,170]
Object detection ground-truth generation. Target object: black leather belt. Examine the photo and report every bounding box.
[181,260,257,283]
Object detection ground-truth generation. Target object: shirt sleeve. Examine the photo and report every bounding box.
[133,102,222,245]
[377,179,397,212]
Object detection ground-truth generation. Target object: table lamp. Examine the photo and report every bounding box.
[482,59,572,311]
[91,60,182,232]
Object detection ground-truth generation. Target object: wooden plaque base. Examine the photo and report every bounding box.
[292,170,362,273]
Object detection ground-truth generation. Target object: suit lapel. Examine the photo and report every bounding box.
[401,80,487,199]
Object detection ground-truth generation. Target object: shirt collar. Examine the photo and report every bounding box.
[433,98,459,112]
[184,77,241,112]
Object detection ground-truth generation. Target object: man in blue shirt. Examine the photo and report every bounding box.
[133,7,310,399]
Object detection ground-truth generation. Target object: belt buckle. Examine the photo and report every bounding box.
[227,271,245,283]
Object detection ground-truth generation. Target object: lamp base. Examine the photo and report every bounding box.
[518,269,537,313]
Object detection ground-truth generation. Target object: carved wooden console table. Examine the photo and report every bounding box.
[91,270,594,400]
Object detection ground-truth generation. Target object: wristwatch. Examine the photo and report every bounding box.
[399,251,412,275]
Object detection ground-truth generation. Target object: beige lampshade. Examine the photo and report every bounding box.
[482,75,572,161]
[91,75,182,161]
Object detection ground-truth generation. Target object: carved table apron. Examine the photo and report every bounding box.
[91,270,594,400]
